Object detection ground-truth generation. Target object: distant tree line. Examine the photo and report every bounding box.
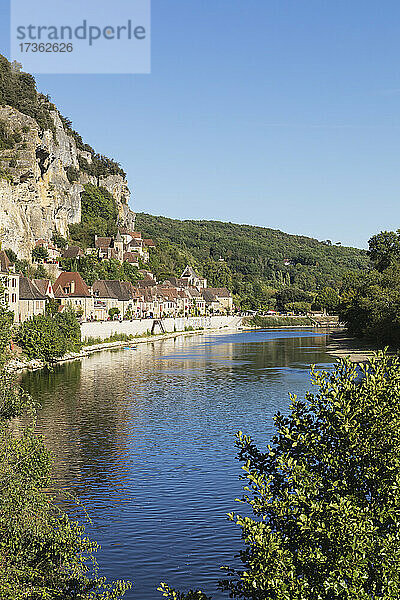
[340,229,400,346]
[137,213,367,311]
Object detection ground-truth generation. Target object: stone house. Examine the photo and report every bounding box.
[141,287,164,319]
[156,287,180,317]
[92,280,142,320]
[181,266,207,290]
[123,251,140,266]
[33,279,54,298]
[53,272,94,320]
[201,288,233,314]
[0,250,19,322]
[185,287,206,315]
[63,246,85,260]
[18,276,47,322]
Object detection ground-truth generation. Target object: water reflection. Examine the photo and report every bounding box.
[21,329,333,600]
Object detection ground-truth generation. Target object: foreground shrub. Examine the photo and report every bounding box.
[16,310,82,361]
[0,371,131,599]
[161,352,400,599]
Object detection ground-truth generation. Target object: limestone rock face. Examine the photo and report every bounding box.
[0,105,135,259]
[99,174,136,230]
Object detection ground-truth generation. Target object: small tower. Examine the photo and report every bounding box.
[114,230,124,262]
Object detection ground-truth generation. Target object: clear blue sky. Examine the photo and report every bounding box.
[1,0,400,248]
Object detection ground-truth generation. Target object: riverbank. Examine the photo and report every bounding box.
[326,330,378,363]
[243,315,313,328]
[7,318,242,373]
[243,314,340,329]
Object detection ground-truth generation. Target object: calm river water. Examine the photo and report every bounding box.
[21,328,333,600]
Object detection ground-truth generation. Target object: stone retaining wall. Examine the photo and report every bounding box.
[81,316,242,341]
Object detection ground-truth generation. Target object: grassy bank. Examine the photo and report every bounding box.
[245,315,314,328]
[82,326,205,347]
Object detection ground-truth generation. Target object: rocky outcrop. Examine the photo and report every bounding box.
[0,106,135,259]
[99,174,136,229]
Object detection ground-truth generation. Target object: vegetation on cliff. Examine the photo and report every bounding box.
[0,53,125,179]
[0,55,55,132]
[137,213,369,310]
[246,315,313,327]
[340,229,400,346]
[69,184,118,248]
[160,353,400,599]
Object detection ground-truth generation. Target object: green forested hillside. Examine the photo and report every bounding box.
[137,213,369,310]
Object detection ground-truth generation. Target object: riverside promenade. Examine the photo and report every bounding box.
[81,315,243,341]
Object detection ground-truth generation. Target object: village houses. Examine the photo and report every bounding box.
[1,230,234,322]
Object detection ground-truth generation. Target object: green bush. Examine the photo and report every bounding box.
[31,246,48,262]
[0,289,13,367]
[249,315,313,327]
[69,184,118,248]
[66,165,80,183]
[108,307,120,320]
[17,310,82,362]
[0,55,56,132]
[340,229,400,346]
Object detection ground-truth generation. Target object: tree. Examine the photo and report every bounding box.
[203,260,233,289]
[109,307,120,320]
[34,264,48,279]
[339,265,400,346]
[314,287,340,313]
[160,353,400,599]
[4,248,17,263]
[0,286,13,366]
[31,246,48,263]
[368,230,400,272]
[52,231,67,249]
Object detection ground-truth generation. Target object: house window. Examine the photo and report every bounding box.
[12,279,16,287]
[11,294,16,303]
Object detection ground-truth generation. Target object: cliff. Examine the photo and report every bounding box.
[0,58,135,259]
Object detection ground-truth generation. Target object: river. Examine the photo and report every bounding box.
[21,328,334,600]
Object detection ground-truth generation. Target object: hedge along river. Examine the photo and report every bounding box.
[21,328,334,600]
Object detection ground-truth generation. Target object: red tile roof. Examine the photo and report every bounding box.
[63,246,85,259]
[53,272,91,297]
[95,237,112,249]
[0,250,11,273]
[123,252,139,264]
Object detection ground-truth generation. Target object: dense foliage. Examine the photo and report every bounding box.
[69,184,118,248]
[16,310,82,362]
[0,300,131,598]
[340,229,400,346]
[161,352,400,599]
[32,246,49,262]
[60,255,141,286]
[0,55,55,131]
[137,213,368,310]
